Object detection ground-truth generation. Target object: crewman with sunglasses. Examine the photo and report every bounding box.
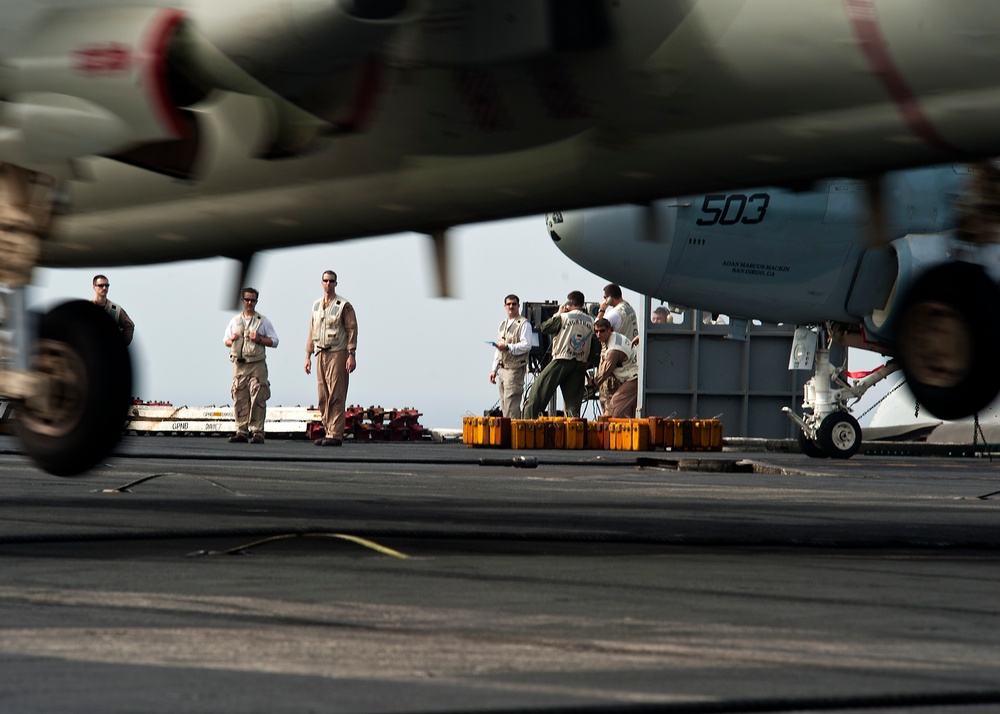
[91,274,135,345]
[489,294,533,418]
[591,317,639,418]
[224,286,279,444]
[304,270,358,447]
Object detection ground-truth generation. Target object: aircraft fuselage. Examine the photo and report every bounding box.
[1,0,997,267]
[550,164,969,328]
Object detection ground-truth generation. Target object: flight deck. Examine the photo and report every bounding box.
[0,435,998,713]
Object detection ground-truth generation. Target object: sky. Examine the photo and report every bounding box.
[29,215,893,430]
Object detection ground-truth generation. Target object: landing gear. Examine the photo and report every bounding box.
[0,162,132,476]
[796,412,862,459]
[14,301,132,476]
[815,411,862,459]
[796,428,827,459]
[895,261,1000,421]
[783,325,899,459]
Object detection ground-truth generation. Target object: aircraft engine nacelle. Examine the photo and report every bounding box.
[201,0,418,110]
[860,234,1000,345]
[0,8,196,168]
[857,234,1000,420]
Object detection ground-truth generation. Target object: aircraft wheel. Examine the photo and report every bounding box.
[796,428,827,458]
[895,261,1000,420]
[15,301,132,476]
[816,412,862,459]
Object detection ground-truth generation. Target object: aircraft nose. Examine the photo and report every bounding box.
[546,210,586,258]
[545,204,674,301]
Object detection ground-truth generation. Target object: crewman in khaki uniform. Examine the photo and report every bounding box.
[598,284,638,335]
[91,274,135,345]
[591,317,639,418]
[598,283,639,361]
[224,287,279,444]
[489,294,533,418]
[304,270,358,446]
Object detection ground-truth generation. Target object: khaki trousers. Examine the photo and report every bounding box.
[497,365,526,418]
[607,378,639,418]
[232,359,270,435]
[316,349,350,439]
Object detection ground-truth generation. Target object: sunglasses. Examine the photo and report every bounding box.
[95,283,110,288]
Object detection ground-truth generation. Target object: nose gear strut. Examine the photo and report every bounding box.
[783,324,900,459]
[0,162,133,476]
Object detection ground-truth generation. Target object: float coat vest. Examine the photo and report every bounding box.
[496,317,529,370]
[604,331,639,383]
[551,310,594,364]
[102,300,122,326]
[611,300,639,342]
[311,295,349,352]
[229,312,267,363]
[610,300,639,369]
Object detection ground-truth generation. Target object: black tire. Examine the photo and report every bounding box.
[816,411,862,459]
[14,300,132,476]
[796,427,827,458]
[894,262,1000,420]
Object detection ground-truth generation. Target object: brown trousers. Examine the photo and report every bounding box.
[316,349,350,439]
[232,359,270,435]
[607,378,639,419]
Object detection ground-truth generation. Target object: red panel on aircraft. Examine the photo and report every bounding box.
[141,9,188,139]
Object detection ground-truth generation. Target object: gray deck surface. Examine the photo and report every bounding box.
[0,435,998,713]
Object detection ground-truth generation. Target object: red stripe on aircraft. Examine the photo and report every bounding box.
[846,366,883,380]
[340,57,384,132]
[844,0,960,154]
[143,9,188,139]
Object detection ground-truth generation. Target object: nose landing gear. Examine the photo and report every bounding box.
[784,325,899,459]
[0,162,132,476]
[814,410,862,459]
[12,301,132,476]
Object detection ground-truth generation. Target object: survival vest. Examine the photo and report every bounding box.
[603,331,639,383]
[229,312,267,363]
[551,310,594,363]
[610,299,639,369]
[496,316,529,369]
[311,295,349,352]
[102,300,122,326]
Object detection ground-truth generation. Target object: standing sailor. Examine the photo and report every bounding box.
[224,287,279,444]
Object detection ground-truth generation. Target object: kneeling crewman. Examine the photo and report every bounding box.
[592,317,638,418]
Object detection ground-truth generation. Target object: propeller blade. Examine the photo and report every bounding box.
[429,229,451,297]
[227,253,255,310]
